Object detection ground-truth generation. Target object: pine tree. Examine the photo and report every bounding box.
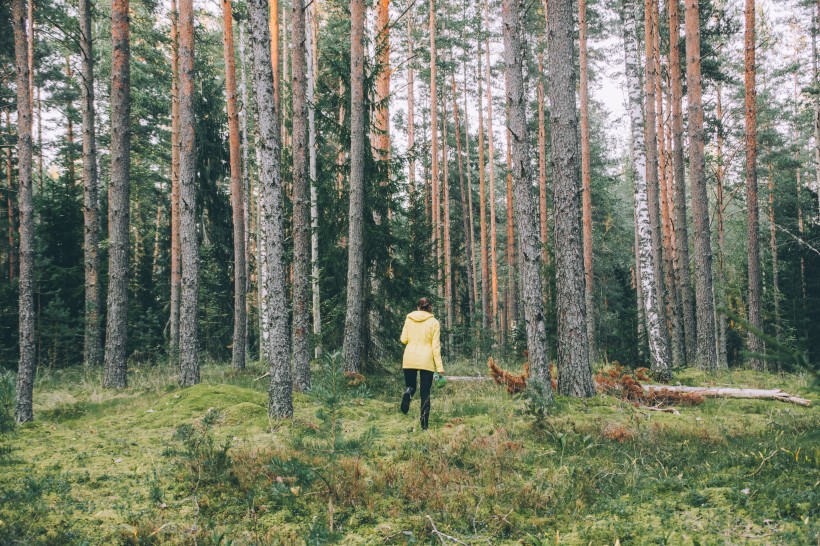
[170,0,181,354]
[502,0,553,393]
[12,0,35,422]
[549,0,595,396]
[579,0,596,362]
[79,0,102,368]
[103,0,132,389]
[744,0,763,369]
[247,0,292,417]
[684,0,718,371]
[222,0,247,371]
[342,0,366,374]
[292,0,311,390]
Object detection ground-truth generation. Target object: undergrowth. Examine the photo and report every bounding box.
[0,360,815,545]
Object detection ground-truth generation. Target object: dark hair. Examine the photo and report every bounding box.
[417,297,433,313]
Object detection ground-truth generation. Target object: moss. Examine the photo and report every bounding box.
[0,364,817,545]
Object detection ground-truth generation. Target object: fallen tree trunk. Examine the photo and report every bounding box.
[641,385,811,406]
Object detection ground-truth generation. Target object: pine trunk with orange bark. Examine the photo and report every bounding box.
[223,0,247,371]
[478,46,490,330]
[579,0,596,362]
[485,0,499,334]
[169,0,181,354]
[744,0,763,369]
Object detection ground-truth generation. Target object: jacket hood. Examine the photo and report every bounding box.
[407,310,434,322]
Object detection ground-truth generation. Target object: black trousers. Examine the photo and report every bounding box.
[404,369,434,429]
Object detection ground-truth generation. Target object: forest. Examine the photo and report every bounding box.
[0,0,818,543]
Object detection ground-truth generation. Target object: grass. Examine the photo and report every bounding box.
[0,359,817,545]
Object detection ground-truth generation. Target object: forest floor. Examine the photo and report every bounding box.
[0,358,817,545]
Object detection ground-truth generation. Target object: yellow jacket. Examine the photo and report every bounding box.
[400,311,444,373]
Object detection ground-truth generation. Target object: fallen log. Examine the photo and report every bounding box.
[641,385,811,407]
[444,376,491,382]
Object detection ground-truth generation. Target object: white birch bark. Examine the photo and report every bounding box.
[621,0,670,375]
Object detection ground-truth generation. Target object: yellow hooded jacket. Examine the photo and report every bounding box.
[400,310,444,373]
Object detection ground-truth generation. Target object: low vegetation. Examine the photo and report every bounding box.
[0,359,817,545]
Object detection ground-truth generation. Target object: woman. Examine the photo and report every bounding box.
[399,297,444,430]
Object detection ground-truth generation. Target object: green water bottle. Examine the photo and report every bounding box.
[434,372,447,389]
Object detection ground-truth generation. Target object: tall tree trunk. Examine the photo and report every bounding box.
[170,0,181,353]
[430,0,441,299]
[550,0,595,396]
[579,0,596,362]
[12,0,35,423]
[307,0,321,359]
[485,0,499,334]
[744,0,763,369]
[538,50,549,270]
[178,0,200,386]
[478,46,490,331]
[103,0,131,389]
[622,0,671,379]
[79,0,102,368]
[248,0,292,417]
[223,0,247,371]
[505,124,517,337]
[442,92,453,349]
[239,21,252,359]
[376,0,390,161]
[452,75,475,323]
[462,56,479,321]
[4,111,13,284]
[815,2,820,216]
[343,0,366,373]
[502,0,554,394]
[794,73,807,341]
[270,0,280,132]
[291,0,310,390]
[669,0,695,364]
[684,0,718,371]
[655,0,684,369]
[643,0,672,379]
[767,162,779,345]
[715,82,729,369]
[64,57,77,184]
[407,15,416,196]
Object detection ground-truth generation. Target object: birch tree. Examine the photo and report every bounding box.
[621,0,671,379]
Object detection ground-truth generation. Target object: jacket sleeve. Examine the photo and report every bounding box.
[432,321,443,373]
[400,319,409,345]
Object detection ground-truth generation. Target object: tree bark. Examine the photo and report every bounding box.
[463,56,479,323]
[684,0,718,371]
[223,0,247,371]
[291,0,310,390]
[579,0,596,362]
[452,75,475,323]
[549,0,594,396]
[407,15,416,196]
[4,111,13,284]
[669,0,695,364]
[743,0,763,369]
[442,92,453,348]
[178,0,200,386]
[103,0,131,389]
[715,82,729,369]
[307,0,321,360]
[505,124,517,337]
[502,0,554,395]
[170,0,181,354]
[239,21,252,359]
[12,0,35,422]
[814,2,820,216]
[767,162,779,346]
[248,0,292,417]
[622,0,671,380]
[642,0,672,380]
[485,0,499,334]
[79,0,102,368]
[640,385,811,406]
[477,45,490,331]
[537,50,549,273]
[430,0,441,300]
[343,0,366,373]
[654,0,684,370]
